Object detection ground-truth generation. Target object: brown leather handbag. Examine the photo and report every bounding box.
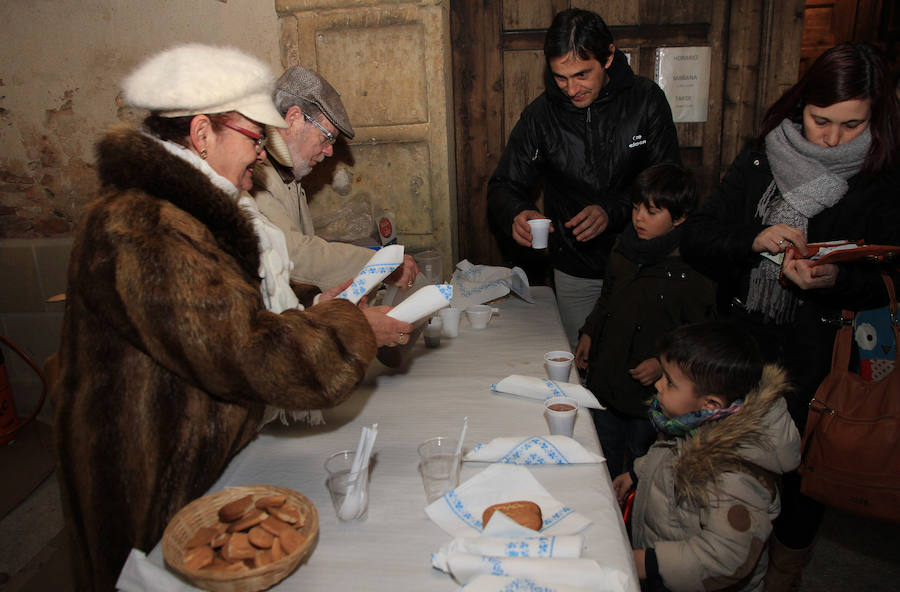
[798,273,900,525]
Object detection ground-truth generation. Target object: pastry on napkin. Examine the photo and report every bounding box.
[464,436,604,465]
[490,375,604,409]
[458,574,620,592]
[337,244,404,304]
[425,464,591,538]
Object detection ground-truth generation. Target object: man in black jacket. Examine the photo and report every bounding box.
[487,8,681,349]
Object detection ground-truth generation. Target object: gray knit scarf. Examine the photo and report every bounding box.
[745,119,870,323]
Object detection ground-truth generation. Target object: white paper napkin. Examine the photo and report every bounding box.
[450,259,534,310]
[117,549,195,592]
[387,283,453,323]
[337,244,404,304]
[490,375,604,410]
[464,436,605,465]
[458,573,624,592]
[432,534,584,572]
[425,464,591,538]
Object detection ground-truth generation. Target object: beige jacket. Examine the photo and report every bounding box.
[631,366,801,592]
[252,160,373,290]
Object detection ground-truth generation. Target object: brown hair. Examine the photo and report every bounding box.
[759,43,900,175]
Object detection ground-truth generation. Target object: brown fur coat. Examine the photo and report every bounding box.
[53,126,376,591]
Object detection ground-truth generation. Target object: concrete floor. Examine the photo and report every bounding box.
[1,471,899,590]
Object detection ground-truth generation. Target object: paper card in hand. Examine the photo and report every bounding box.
[785,240,900,266]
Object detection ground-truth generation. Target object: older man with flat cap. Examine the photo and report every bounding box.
[252,66,418,291]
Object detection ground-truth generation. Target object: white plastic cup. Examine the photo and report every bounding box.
[465,305,495,330]
[544,396,578,437]
[544,350,574,383]
[417,437,460,504]
[527,218,551,249]
[439,307,461,338]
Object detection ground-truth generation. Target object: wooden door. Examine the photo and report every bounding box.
[800,0,885,76]
[275,1,457,279]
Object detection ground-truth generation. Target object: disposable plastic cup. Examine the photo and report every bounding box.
[324,450,370,521]
[424,316,442,348]
[414,250,443,284]
[544,396,578,437]
[439,307,461,338]
[417,437,460,504]
[544,350,574,382]
[527,219,551,249]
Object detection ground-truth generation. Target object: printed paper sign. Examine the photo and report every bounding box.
[654,47,711,123]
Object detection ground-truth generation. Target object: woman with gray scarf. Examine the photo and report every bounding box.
[681,43,900,591]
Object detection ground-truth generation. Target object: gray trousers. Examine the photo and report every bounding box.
[553,269,604,352]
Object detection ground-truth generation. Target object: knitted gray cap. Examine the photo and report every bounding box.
[275,66,354,139]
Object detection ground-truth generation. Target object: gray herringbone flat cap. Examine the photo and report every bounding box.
[276,66,354,139]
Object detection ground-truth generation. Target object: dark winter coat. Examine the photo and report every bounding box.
[580,241,716,417]
[487,50,681,279]
[681,141,900,427]
[53,127,377,591]
[632,366,801,591]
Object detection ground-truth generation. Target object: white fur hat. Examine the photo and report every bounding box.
[122,43,287,128]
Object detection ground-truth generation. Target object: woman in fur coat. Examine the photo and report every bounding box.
[52,44,411,591]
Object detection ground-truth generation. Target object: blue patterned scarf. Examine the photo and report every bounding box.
[648,397,744,437]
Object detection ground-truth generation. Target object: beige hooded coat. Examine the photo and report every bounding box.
[631,366,801,591]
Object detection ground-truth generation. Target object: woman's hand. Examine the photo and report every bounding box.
[629,358,661,386]
[574,334,591,370]
[781,248,839,290]
[612,472,634,504]
[319,279,353,302]
[751,223,808,255]
[360,304,414,347]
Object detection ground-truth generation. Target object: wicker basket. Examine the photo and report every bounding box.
[162,485,318,592]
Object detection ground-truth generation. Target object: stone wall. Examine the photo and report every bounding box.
[0,0,281,422]
[0,0,281,238]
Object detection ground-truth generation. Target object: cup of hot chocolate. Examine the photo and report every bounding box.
[544,396,578,437]
[544,350,574,383]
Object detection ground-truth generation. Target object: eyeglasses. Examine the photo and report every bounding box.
[219,121,267,152]
[303,113,337,146]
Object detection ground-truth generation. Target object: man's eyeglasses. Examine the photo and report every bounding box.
[303,113,337,146]
[220,121,267,152]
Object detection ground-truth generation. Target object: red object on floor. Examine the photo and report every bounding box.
[0,334,47,446]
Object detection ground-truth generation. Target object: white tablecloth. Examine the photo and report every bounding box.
[136,286,639,591]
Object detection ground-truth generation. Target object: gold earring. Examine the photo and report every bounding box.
[200,148,207,160]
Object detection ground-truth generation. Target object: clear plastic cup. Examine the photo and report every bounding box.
[417,437,460,504]
[324,450,369,521]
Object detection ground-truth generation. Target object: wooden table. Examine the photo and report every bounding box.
[135,286,639,591]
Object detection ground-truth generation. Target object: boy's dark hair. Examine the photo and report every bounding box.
[657,321,763,404]
[544,8,614,64]
[631,162,698,221]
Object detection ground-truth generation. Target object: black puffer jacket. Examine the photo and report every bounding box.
[487,50,681,279]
